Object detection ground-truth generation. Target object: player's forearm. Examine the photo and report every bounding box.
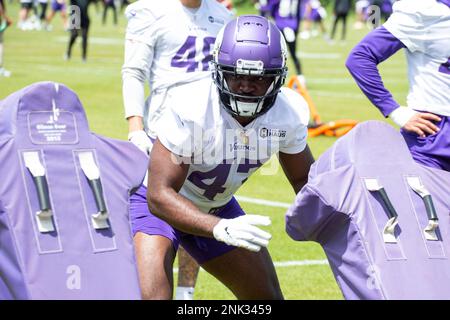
[345,26,405,117]
[147,140,219,237]
[292,175,309,195]
[148,187,220,238]
[280,146,315,195]
[127,115,144,133]
[122,37,153,119]
[285,165,310,195]
[122,72,146,120]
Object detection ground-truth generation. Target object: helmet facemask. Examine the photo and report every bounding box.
[211,15,288,119]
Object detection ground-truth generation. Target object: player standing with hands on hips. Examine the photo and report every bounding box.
[346,0,450,171]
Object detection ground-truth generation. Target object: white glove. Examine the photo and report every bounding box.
[389,106,418,128]
[128,130,153,155]
[213,215,272,252]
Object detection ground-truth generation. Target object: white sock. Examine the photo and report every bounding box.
[175,286,195,300]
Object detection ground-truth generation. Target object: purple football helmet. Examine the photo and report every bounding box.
[211,15,288,118]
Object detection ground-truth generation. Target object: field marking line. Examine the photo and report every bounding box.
[235,195,291,209]
[306,78,405,85]
[173,259,329,273]
[55,36,123,45]
[297,52,341,59]
[274,260,329,267]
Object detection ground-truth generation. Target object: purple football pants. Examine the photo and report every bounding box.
[401,115,450,172]
[130,185,244,264]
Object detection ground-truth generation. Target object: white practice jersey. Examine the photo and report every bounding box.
[156,78,310,213]
[124,0,232,91]
[355,0,370,14]
[384,0,450,115]
[310,0,322,10]
[123,0,233,136]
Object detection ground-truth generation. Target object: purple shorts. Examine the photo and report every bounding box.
[130,185,244,264]
[401,115,450,171]
[275,19,299,34]
[309,9,322,22]
[51,0,65,12]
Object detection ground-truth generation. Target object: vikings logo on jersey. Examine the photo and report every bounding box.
[208,15,226,25]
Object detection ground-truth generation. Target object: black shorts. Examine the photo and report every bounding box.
[21,2,33,9]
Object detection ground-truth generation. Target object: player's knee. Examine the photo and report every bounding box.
[236,282,283,300]
[138,270,174,300]
[255,277,284,300]
[140,286,173,300]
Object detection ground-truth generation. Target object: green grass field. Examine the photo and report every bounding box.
[0,1,408,300]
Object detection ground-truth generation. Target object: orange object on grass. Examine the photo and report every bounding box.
[287,76,358,138]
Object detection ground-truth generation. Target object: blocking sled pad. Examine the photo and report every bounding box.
[286,120,450,299]
[0,82,148,299]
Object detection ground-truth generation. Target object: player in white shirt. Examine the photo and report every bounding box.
[122,0,233,150]
[122,0,233,300]
[347,0,450,171]
[18,0,33,30]
[130,15,314,299]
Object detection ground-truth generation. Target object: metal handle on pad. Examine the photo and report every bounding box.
[407,177,439,241]
[88,179,107,215]
[377,188,398,220]
[79,152,109,230]
[423,195,438,221]
[33,176,51,212]
[23,151,55,233]
[364,178,399,243]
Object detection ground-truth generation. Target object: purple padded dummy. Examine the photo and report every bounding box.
[286,120,450,300]
[0,82,148,299]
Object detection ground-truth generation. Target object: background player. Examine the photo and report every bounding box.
[102,0,117,26]
[253,0,272,17]
[300,0,328,40]
[46,0,68,30]
[346,0,450,171]
[66,0,91,62]
[330,0,351,42]
[270,0,306,87]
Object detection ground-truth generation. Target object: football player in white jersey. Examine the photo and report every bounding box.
[122,0,233,151]
[346,0,450,171]
[130,15,314,299]
[122,0,233,300]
